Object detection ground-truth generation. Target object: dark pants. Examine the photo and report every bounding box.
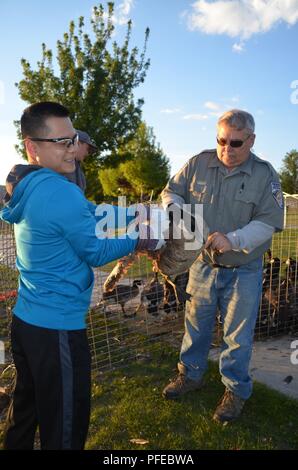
[4,315,91,450]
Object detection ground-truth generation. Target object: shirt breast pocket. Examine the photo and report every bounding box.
[234,190,258,224]
[189,182,211,204]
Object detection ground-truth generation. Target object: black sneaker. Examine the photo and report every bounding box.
[162,373,203,399]
[213,389,245,423]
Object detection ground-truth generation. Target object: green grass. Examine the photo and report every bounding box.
[87,306,155,371]
[86,342,298,450]
[99,255,153,278]
[0,265,18,293]
[1,339,298,450]
[0,265,17,341]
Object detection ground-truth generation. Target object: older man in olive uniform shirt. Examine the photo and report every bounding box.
[161,109,284,423]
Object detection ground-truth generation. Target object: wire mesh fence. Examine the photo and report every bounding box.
[255,194,298,338]
[0,195,297,374]
[0,219,17,388]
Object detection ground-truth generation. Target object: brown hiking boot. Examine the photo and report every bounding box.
[162,373,203,399]
[213,389,246,423]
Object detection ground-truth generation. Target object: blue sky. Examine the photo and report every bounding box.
[0,0,297,184]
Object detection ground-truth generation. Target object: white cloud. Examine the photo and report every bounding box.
[101,0,134,26]
[160,108,181,114]
[255,150,268,160]
[231,96,240,103]
[183,113,209,120]
[204,101,233,117]
[115,0,134,25]
[182,98,242,121]
[233,41,245,53]
[178,96,245,123]
[186,0,298,40]
[208,110,224,118]
[204,101,220,110]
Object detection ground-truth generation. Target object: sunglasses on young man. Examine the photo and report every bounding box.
[216,134,252,148]
[28,133,79,149]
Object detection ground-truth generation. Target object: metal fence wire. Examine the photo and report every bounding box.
[0,195,297,372]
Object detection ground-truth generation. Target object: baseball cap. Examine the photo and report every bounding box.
[77,130,98,152]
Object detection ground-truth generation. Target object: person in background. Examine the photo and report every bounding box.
[63,129,98,192]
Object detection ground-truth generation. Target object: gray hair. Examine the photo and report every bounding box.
[217,109,255,133]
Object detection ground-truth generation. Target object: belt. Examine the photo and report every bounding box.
[210,264,239,269]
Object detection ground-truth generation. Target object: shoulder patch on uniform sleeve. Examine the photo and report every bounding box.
[271,182,284,209]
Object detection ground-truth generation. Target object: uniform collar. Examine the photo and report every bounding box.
[208,150,254,176]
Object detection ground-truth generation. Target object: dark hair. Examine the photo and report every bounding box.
[21,101,70,138]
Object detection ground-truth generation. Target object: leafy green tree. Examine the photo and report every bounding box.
[15,2,150,202]
[99,122,170,200]
[98,165,131,199]
[279,149,298,194]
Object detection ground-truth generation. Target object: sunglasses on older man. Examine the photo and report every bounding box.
[216,134,251,148]
[28,133,79,148]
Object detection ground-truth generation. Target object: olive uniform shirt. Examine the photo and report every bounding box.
[161,149,284,267]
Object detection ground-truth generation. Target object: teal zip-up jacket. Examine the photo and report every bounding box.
[0,166,137,330]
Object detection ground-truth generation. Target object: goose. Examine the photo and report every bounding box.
[102,280,143,317]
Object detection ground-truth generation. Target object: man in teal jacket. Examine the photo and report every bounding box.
[0,101,160,450]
